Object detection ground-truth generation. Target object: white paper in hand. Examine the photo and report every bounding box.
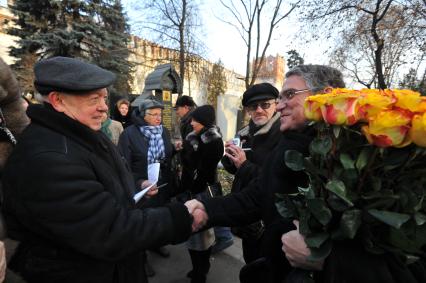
[148,162,160,184]
[133,162,160,203]
[133,183,154,203]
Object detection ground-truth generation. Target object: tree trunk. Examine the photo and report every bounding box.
[179,0,187,88]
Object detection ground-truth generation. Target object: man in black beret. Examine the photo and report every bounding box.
[2,56,193,283]
[220,82,281,262]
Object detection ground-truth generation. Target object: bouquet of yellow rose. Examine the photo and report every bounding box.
[276,88,426,263]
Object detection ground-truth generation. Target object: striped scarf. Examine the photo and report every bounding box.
[139,125,165,164]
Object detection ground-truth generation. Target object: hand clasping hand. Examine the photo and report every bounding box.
[185,199,209,232]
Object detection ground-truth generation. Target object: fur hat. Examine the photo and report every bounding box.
[0,57,30,170]
[191,105,215,127]
[242,82,279,106]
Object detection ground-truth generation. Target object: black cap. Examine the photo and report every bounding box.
[191,105,215,127]
[174,95,196,108]
[34,56,116,95]
[242,83,279,106]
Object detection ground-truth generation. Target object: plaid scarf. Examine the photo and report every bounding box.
[139,125,165,164]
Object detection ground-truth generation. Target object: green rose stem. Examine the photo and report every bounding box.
[357,147,379,193]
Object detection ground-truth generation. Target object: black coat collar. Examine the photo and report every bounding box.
[27,103,105,152]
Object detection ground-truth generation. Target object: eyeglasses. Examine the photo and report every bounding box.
[145,113,162,118]
[246,101,276,112]
[280,88,312,100]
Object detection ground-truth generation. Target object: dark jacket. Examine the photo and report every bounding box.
[118,109,173,205]
[179,110,194,140]
[1,104,192,283]
[222,113,281,198]
[181,126,224,195]
[203,127,426,283]
[222,113,281,252]
[112,106,133,129]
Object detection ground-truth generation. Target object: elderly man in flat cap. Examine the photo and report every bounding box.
[221,82,281,263]
[1,56,193,283]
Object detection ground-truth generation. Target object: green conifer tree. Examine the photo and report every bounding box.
[8,0,132,98]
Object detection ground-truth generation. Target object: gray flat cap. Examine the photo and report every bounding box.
[34,56,116,95]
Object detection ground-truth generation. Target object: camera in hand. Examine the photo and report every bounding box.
[232,137,241,147]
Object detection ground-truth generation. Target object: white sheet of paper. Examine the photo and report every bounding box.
[133,162,160,203]
[133,183,155,203]
[148,162,160,184]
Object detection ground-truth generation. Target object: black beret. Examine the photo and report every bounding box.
[34,56,116,95]
[174,95,196,108]
[191,105,215,127]
[242,82,279,106]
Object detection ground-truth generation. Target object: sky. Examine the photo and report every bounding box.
[0,0,329,75]
[121,0,330,75]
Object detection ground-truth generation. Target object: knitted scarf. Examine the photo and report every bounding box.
[140,125,165,164]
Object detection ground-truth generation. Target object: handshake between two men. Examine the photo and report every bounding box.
[184,199,208,232]
[183,199,324,272]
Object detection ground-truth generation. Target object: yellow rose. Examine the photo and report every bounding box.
[357,89,396,121]
[410,113,426,147]
[304,99,323,121]
[362,109,412,148]
[304,90,359,125]
[393,89,422,112]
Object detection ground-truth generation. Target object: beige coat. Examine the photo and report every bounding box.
[108,119,123,145]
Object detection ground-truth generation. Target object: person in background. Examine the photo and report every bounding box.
[100,112,123,145]
[174,96,233,254]
[181,105,224,283]
[172,95,196,197]
[118,96,174,276]
[0,57,29,283]
[2,57,192,283]
[174,95,197,145]
[113,98,132,128]
[221,82,281,262]
[118,96,174,208]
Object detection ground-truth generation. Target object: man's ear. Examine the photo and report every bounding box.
[47,92,66,112]
[324,87,333,93]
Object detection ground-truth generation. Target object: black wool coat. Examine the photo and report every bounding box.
[181,126,224,195]
[2,104,192,283]
[179,110,194,140]
[118,109,173,205]
[203,126,426,283]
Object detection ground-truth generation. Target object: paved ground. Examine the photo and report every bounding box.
[149,237,244,283]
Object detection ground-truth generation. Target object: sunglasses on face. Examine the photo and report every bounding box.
[246,101,276,112]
